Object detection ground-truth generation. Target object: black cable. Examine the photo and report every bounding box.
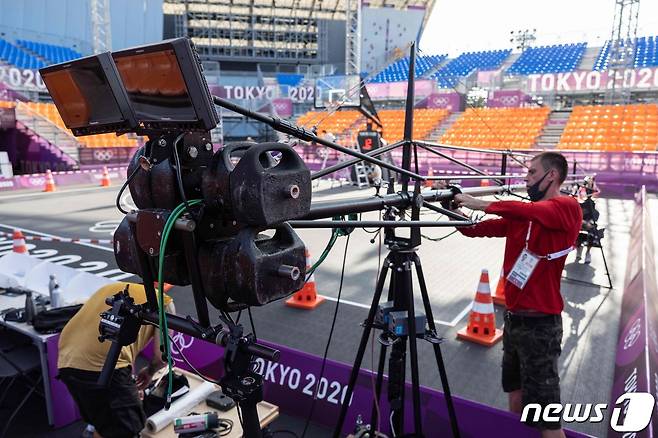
[171,132,190,212]
[300,233,351,438]
[116,163,142,214]
[421,229,459,242]
[248,306,257,340]
[167,333,221,386]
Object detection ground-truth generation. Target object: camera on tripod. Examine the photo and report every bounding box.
[40,37,312,310]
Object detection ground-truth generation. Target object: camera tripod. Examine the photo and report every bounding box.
[332,234,460,438]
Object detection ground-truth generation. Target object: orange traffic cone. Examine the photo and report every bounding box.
[12,230,28,254]
[154,282,174,293]
[100,166,111,187]
[425,168,434,188]
[285,249,325,310]
[492,268,506,306]
[457,269,503,346]
[43,169,56,192]
[480,178,490,187]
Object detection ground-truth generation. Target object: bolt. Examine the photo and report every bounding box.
[149,248,154,255]
[158,138,167,147]
[287,184,300,199]
[157,231,161,236]
[205,142,212,151]
[188,146,198,158]
[210,223,215,229]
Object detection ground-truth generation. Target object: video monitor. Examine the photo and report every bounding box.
[111,38,219,132]
[40,53,137,136]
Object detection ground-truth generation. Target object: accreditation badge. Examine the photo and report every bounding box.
[507,248,540,290]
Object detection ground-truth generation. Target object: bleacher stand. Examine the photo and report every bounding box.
[441,107,550,149]
[16,39,82,65]
[361,108,449,143]
[369,54,447,83]
[431,49,511,88]
[506,43,586,75]
[557,104,658,152]
[25,102,139,148]
[593,35,658,70]
[0,38,46,70]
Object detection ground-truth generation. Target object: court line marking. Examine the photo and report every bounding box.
[0,223,113,252]
[0,186,113,201]
[323,295,471,327]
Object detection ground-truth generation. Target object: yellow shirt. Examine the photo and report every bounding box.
[58,282,172,372]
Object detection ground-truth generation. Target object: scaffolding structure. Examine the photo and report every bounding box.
[604,0,641,104]
[90,0,112,54]
[164,0,347,65]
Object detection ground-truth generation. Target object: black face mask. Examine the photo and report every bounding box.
[527,171,550,202]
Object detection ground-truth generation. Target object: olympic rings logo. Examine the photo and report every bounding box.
[93,150,114,161]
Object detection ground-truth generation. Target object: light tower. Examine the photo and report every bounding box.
[604,0,640,104]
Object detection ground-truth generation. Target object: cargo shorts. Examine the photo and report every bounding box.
[502,311,563,430]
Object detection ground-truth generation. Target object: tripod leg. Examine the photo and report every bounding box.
[404,258,423,436]
[370,270,397,430]
[600,245,613,289]
[239,400,263,438]
[413,254,461,438]
[333,256,391,438]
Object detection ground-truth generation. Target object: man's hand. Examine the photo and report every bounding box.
[136,365,155,391]
[454,194,491,211]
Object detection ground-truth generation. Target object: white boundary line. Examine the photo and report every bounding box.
[322,295,471,327]
[0,186,114,201]
[0,223,113,252]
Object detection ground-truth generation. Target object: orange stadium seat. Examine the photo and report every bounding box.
[440,107,550,150]
[557,104,658,152]
[23,102,141,148]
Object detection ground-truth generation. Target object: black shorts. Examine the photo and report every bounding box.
[58,366,145,438]
[502,312,563,430]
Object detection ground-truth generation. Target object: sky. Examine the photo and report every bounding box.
[419,0,658,57]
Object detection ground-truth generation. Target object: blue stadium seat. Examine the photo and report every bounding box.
[14,38,82,66]
[369,54,447,83]
[431,49,511,88]
[506,43,587,75]
[594,35,658,70]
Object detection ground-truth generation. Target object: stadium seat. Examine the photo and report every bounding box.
[431,49,511,88]
[440,107,550,149]
[369,54,447,83]
[594,35,658,70]
[507,43,587,75]
[557,104,658,152]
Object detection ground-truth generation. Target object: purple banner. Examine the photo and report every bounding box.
[608,187,658,436]
[527,68,658,93]
[78,147,138,166]
[418,92,464,111]
[0,167,128,192]
[365,80,435,101]
[0,106,16,129]
[272,98,293,118]
[487,90,529,108]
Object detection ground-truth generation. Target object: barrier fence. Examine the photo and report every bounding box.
[608,186,658,437]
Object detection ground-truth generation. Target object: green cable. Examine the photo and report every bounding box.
[158,199,203,405]
[305,213,357,281]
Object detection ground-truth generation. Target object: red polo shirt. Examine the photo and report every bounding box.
[459,196,582,314]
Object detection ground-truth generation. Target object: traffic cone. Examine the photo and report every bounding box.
[285,249,325,310]
[492,268,506,306]
[100,166,111,187]
[480,178,490,187]
[154,282,174,293]
[425,168,434,188]
[43,169,56,192]
[12,230,28,254]
[457,269,503,346]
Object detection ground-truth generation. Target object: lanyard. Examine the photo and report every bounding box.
[525,222,574,260]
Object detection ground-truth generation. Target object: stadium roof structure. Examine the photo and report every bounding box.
[163,0,437,66]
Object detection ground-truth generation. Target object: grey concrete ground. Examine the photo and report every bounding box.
[0,181,640,437]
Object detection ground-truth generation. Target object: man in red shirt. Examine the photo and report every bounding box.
[453,152,582,438]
